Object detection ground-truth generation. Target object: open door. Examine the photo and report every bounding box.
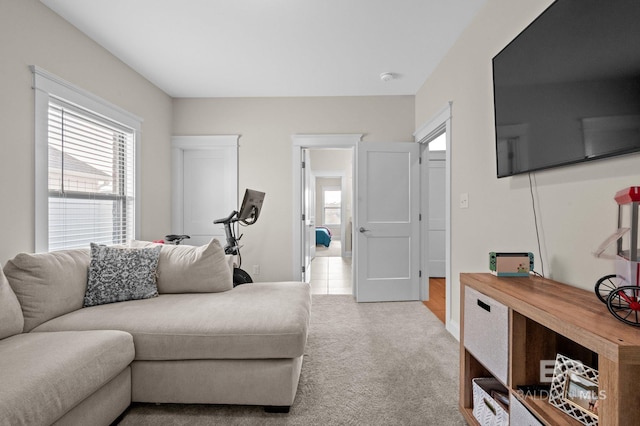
[291,134,360,283]
[301,149,315,283]
[428,150,446,277]
[356,142,420,302]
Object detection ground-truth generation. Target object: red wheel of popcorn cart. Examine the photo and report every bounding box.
[607,285,640,326]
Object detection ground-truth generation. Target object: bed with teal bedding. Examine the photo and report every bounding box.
[315,227,332,247]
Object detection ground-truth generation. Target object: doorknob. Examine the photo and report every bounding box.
[359,227,369,233]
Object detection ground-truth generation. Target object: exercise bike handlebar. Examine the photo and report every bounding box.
[213,211,238,225]
[213,211,242,257]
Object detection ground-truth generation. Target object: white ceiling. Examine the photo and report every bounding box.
[40,0,486,98]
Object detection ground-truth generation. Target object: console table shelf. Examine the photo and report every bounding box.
[460,273,640,426]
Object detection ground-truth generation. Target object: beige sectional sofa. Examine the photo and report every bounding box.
[0,240,311,426]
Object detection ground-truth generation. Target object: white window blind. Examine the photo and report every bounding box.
[47,99,135,251]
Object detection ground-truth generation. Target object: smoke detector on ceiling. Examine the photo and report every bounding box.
[380,72,395,82]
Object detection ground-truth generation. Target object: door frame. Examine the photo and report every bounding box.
[414,102,456,339]
[171,135,239,235]
[291,134,361,283]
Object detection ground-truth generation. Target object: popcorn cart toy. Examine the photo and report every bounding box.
[593,186,640,326]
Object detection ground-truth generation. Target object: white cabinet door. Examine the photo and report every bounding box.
[172,136,238,247]
[356,142,420,302]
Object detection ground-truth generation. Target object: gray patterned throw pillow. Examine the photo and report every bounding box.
[84,243,162,307]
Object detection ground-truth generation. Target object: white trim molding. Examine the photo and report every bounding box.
[171,135,238,150]
[32,66,143,252]
[292,134,363,148]
[414,102,451,143]
[31,66,143,130]
[414,102,457,341]
[170,135,239,235]
[291,134,361,281]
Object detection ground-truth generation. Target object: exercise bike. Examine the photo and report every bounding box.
[214,189,265,287]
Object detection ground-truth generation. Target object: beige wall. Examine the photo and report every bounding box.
[173,96,414,282]
[0,0,173,265]
[415,0,640,326]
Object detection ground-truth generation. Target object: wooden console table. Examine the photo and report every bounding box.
[460,273,640,426]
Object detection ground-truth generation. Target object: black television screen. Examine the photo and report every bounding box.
[493,0,640,178]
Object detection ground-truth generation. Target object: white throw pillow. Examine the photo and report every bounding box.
[0,267,24,338]
[130,239,233,293]
[4,249,90,331]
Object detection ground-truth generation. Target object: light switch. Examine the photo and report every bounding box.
[460,193,469,209]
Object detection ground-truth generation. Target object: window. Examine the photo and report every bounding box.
[33,67,141,252]
[323,188,341,225]
[47,101,135,250]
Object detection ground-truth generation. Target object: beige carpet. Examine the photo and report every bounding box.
[117,295,464,425]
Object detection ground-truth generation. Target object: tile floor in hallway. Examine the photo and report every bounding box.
[310,256,352,295]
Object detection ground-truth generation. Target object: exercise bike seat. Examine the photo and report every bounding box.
[164,234,190,243]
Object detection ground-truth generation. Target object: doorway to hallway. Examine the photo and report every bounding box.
[291,134,358,293]
[310,247,352,295]
[292,134,421,303]
[308,151,353,295]
[414,102,454,337]
[423,277,445,323]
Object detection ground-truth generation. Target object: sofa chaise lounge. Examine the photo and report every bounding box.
[0,239,311,425]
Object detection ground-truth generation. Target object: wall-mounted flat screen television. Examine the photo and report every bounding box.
[493,0,640,178]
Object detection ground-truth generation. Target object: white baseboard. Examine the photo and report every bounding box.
[446,319,460,342]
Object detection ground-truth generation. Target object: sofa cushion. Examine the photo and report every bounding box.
[34,282,312,360]
[84,243,162,307]
[0,330,134,426]
[130,239,233,293]
[0,267,23,339]
[4,249,90,332]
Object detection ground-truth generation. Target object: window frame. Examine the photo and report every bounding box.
[32,66,142,252]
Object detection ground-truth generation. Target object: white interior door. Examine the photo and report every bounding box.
[428,151,446,277]
[356,142,420,302]
[309,170,316,261]
[302,149,315,283]
[172,136,238,247]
